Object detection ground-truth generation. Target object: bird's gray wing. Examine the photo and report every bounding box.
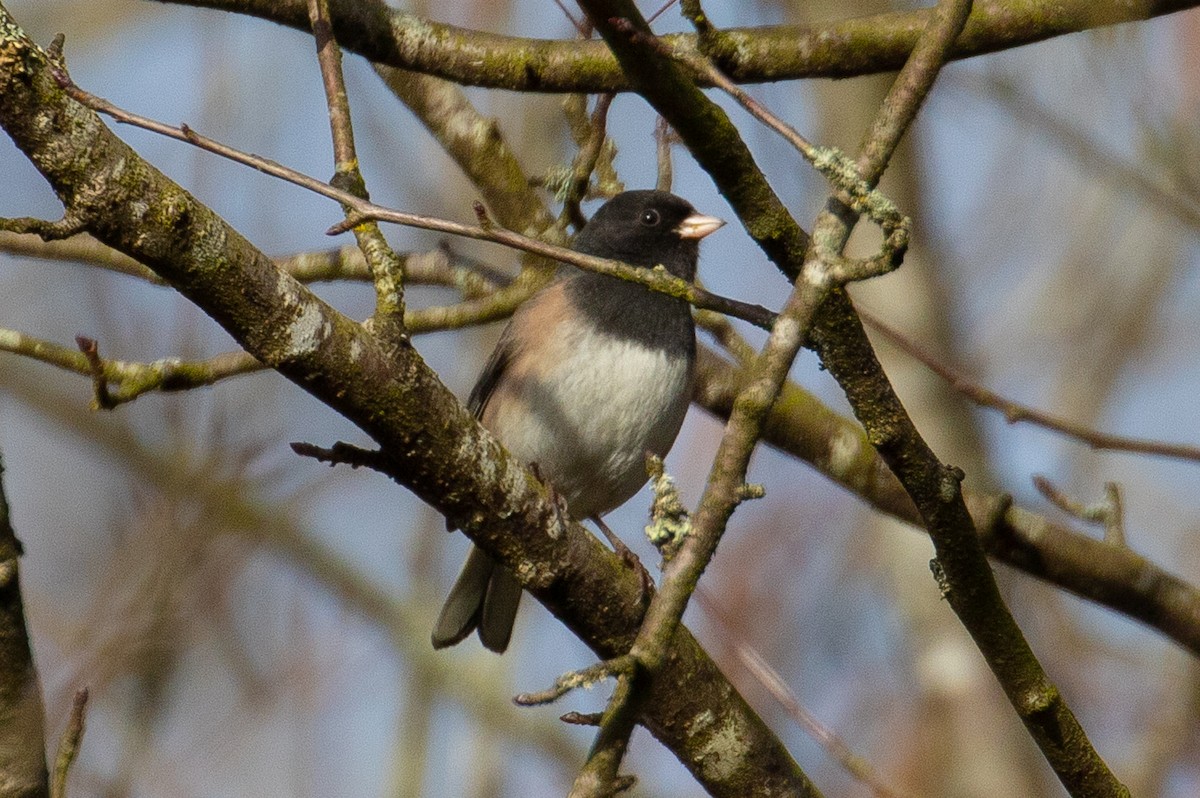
[466,324,516,418]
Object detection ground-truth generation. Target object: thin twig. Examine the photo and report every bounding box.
[627,23,904,238]
[654,116,674,191]
[1104,482,1126,547]
[0,231,165,281]
[697,590,911,798]
[862,307,1200,465]
[85,336,260,407]
[50,688,89,798]
[74,335,115,410]
[1033,476,1127,547]
[558,93,617,228]
[513,657,636,706]
[290,440,390,471]
[551,0,588,35]
[645,0,680,25]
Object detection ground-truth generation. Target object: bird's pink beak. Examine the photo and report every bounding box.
[676,213,725,240]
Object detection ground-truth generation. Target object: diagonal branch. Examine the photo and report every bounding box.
[796,0,1128,792]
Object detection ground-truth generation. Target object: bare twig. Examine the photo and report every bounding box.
[1103,482,1126,547]
[557,93,617,228]
[1033,476,1127,547]
[290,440,390,471]
[697,590,910,798]
[617,19,905,235]
[75,335,115,410]
[614,17,910,283]
[551,0,587,35]
[0,329,262,408]
[0,231,164,281]
[49,688,89,798]
[645,0,679,25]
[863,307,1200,465]
[513,656,636,707]
[654,116,675,191]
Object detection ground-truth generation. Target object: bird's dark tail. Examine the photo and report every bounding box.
[432,545,522,653]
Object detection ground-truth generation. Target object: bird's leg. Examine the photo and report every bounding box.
[592,515,634,561]
[592,516,655,604]
[530,462,570,539]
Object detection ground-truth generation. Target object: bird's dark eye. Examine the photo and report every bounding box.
[640,209,661,226]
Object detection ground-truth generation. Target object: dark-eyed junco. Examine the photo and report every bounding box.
[432,190,725,653]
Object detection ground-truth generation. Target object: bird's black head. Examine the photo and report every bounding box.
[572,190,724,281]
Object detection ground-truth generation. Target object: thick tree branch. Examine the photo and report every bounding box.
[815,282,1131,797]
[777,0,1126,789]
[0,9,812,796]
[150,0,1200,92]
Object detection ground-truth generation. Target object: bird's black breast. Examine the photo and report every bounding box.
[564,271,696,360]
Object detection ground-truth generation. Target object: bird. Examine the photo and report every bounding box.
[431,190,725,653]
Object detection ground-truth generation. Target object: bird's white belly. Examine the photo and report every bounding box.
[488,323,691,519]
